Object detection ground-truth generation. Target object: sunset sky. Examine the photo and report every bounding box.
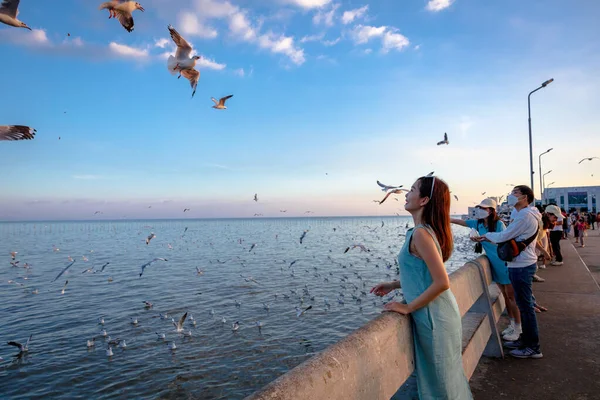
[1,0,599,220]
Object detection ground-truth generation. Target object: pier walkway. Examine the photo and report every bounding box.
[470,230,600,399]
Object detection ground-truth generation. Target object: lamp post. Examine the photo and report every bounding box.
[538,148,553,200]
[528,78,554,194]
[542,170,553,204]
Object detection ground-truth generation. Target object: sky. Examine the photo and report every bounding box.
[1,0,599,221]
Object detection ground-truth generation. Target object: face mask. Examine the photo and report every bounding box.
[507,194,522,206]
[474,209,490,219]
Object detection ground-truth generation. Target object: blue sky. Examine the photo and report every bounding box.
[1,0,599,220]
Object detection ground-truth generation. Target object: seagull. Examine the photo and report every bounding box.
[139,258,167,277]
[143,301,153,308]
[10,251,17,260]
[131,317,139,325]
[87,338,96,348]
[344,244,369,253]
[167,25,201,97]
[172,312,188,332]
[249,243,256,252]
[195,267,204,276]
[437,132,449,146]
[61,280,69,295]
[120,340,127,349]
[7,335,31,354]
[98,0,119,18]
[183,208,190,212]
[169,342,177,350]
[101,1,145,32]
[579,157,600,164]
[376,181,403,192]
[146,232,155,245]
[300,230,308,244]
[378,189,408,205]
[481,192,486,196]
[232,321,240,332]
[211,95,233,110]
[454,194,459,201]
[253,193,258,202]
[0,124,36,141]
[0,1,31,30]
[296,305,312,317]
[98,317,105,325]
[106,346,113,357]
[101,329,108,337]
[97,262,110,273]
[155,332,166,340]
[255,321,264,330]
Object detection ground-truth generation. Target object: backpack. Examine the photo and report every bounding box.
[497,228,539,262]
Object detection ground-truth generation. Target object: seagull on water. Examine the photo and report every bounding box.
[437,132,449,146]
[87,338,96,348]
[130,317,139,325]
[146,232,155,245]
[232,321,240,331]
[172,312,188,332]
[143,301,153,308]
[61,280,69,295]
[7,334,31,354]
[211,95,233,110]
[167,25,201,98]
[139,258,167,277]
[156,332,166,340]
[0,1,32,30]
[98,317,105,325]
[196,267,205,276]
[106,346,113,357]
[376,181,403,192]
[101,329,108,337]
[169,342,177,350]
[99,1,144,32]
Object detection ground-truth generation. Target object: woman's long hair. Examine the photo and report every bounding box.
[418,176,453,262]
[479,207,500,233]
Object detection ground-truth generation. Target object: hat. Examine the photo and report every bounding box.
[477,198,497,210]
[545,205,562,219]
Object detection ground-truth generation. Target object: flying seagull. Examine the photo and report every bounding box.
[296,305,312,317]
[0,125,36,141]
[211,95,233,110]
[7,334,32,354]
[0,0,32,30]
[253,193,258,202]
[426,171,435,177]
[52,260,76,282]
[378,189,408,205]
[100,1,144,32]
[172,312,188,332]
[167,25,201,97]
[98,0,119,18]
[146,232,155,245]
[376,181,403,192]
[437,132,449,146]
[139,257,167,277]
[299,230,308,244]
[454,194,459,201]
[578,157,599,164]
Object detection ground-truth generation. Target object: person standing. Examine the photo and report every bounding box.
[546,205,564,266]
[371,175,472,399]
[476,185,543,359]
[577,218,587,247]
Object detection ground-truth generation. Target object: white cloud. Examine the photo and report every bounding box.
[233,68,245,77]
[322,37,340,46]
[351,25,410,53]
[109,42,149,58]
[258,32,305,65]
[155,38,170,48]
[341,5,368,24]
[178,11,218,38]
[0,28,50,47]
[300,33,325,43]
[284,0,332,9]
[426,0,455,12]
[193,0,238,18]
[197,56,226,70]
[312,3,339,27]
[229,11,257,41]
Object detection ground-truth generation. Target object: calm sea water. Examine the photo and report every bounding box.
[0,217,474,399]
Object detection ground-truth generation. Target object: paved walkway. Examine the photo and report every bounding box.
[470,230,600,399]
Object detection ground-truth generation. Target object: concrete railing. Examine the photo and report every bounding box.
[245,256,505,400]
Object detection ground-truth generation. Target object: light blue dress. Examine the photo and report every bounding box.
[465,219,510,285]
[398,225,473,400]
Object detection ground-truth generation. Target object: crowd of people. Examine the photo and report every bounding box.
[370,176,596,399]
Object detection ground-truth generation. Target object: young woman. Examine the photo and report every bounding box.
[450,199,522,341]
[371,175,472,399]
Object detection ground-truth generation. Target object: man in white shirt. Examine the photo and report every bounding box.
[545,205,564,265]
[477,185,543,359]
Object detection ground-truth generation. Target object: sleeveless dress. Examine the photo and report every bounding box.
[398,225,473,400]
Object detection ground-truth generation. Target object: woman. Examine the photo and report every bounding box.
[371,175,472,400]
[576,218,587,247]
[450,199,522,342]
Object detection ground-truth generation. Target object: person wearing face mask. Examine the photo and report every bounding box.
[475,185,543,359]
[450,199,521,341]
[371,175,473,399]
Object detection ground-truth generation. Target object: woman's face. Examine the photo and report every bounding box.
[404,179,425,212]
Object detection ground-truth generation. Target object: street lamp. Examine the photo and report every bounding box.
[528,78,554,194]
[542,170,553,204]
[538,148,553,200]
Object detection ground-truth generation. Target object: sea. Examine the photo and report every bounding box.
[0,216,475,399]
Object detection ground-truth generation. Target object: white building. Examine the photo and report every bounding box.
[543,185,600,213]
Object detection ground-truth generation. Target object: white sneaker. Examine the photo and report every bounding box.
[502,325,515,336]
[503,328,521,341]
[551,261,564,266]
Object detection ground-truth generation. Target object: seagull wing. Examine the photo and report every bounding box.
[25,334,32,348]
[0,125,36,141]
[0,0,20,18]
[7,341,23,351]
[436,140,445,145]
[211,97,218,105]
[114,9,135,32]
[177,312,188,330]
[52,260,76,282]
[180,69,199,98]
[100,262,109,272]
[378,191,394,205]
[220,95,233,106]
[168,25,193,60]
[444,132,448,141]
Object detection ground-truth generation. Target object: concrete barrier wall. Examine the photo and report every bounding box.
[245,256,504,400]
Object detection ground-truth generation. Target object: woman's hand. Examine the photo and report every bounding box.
[382,301,411,315]
[370,282,396,297]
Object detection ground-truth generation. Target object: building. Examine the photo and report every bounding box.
[543,185,600,213]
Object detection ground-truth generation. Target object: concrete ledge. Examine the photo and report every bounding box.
[246,256,504,400]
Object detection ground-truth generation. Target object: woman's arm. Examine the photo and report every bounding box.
[450,218,468,227]
[384,228,449,314]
